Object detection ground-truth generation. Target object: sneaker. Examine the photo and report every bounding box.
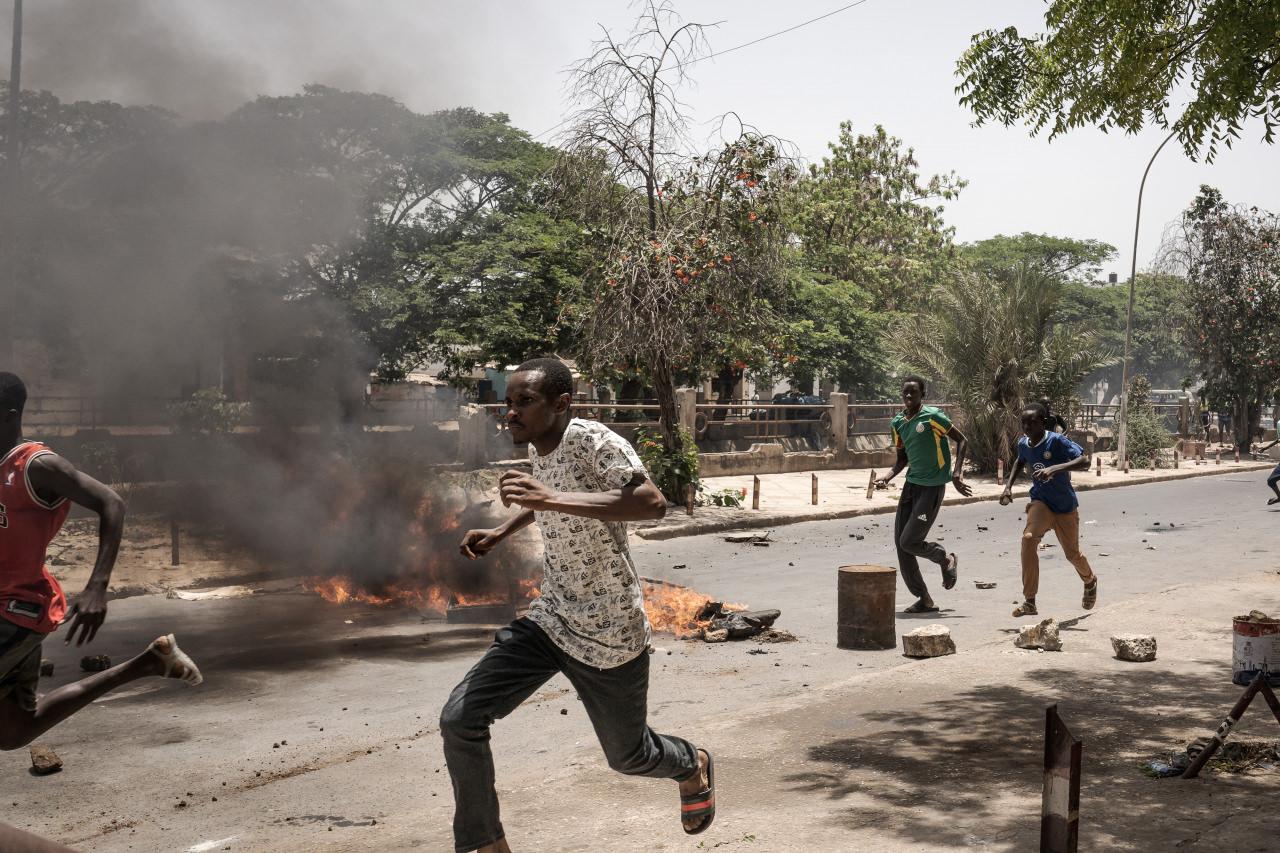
[1082,578,1098,610]
[1012,600,1038,618]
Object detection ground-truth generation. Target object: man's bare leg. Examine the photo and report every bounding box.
[0,635,199,751]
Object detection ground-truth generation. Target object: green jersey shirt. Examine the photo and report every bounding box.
[891,405,954,487]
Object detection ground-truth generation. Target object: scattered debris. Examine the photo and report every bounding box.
[974,581,997,590]
[902,624,956,658]
[723,532,772,545]
[1112,634,1157,662]
[1146,740,1279,777]
[1239,609,1275,623]
[699,607,781,641]
[848,533,865,540]
[754,628,797,644]
[29,744,62,775]
[80,655,111,672]
[39,659,54,678]
[976,525,988,532]
[672,564,687,570]
[1015,618,1062,652]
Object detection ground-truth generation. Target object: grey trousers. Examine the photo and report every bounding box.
[894,481,949,599]
[440,617,699,852]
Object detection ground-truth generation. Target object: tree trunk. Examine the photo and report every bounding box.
[651,354,679,450]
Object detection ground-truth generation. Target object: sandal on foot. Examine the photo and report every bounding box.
[1082,579,1098,610]
[1012,601,1038,618]
[681,750,715,835]
[151,634,203,686]
[1269,497,1280,506]
[942,553,958,590]
[903,600,940,614]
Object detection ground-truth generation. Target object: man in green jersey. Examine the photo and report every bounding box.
[874,376,972,612]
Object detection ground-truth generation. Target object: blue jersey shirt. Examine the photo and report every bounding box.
[1016,431,1084,514]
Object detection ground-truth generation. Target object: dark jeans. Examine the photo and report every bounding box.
[440,617,699,852]
[894,481,949,599]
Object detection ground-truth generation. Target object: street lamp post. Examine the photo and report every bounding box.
[1115,128,1178,466]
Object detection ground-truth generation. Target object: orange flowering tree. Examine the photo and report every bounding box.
[558,2,797,454]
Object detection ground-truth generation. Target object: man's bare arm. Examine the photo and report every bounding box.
[499,471,666,522]
[28,454,125,645]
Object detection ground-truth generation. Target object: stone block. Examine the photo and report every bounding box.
[902,624,956,658]
[1015,618,1062,652]
[1111,634,1157,662]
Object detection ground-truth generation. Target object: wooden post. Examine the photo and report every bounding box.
[170,517,180,567]
[685,483,695,516]
[1234,447,1241,463]
[866,470,876,500]
[1041,704,1082,852]
[1122,457,1129,474]
[1215,450,1221,465]
[1096,456,1102,477]
[811,473,818,505]
[1173,449,1179,469]
[997,458,1005,487]
[752,475,760,510]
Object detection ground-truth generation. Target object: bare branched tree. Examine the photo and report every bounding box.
[558,2,797,462]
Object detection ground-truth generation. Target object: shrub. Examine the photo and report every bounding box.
[633,426,699,503]
[168,388,250,435]
[1124,375,1171,466]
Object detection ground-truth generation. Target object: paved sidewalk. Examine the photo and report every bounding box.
[634,450,1277,540]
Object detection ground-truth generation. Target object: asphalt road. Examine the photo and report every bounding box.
[2,469,1277,851]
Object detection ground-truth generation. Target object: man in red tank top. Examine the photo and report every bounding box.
[0,373,204,752]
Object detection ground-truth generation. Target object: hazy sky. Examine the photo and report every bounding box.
[6,0,1277,278]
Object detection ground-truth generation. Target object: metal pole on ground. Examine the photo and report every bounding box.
[1181,671,1280,779]
[811,472,818,505]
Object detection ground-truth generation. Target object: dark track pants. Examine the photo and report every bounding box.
[440,617,699,852]
[894,481,949,599]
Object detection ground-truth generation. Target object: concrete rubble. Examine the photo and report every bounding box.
[901,624,956,658]
[29,744,63,775]
[1111,634,1157,662]
[1015,618,1062,652]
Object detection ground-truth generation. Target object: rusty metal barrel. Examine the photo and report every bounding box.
[837,564,897,650]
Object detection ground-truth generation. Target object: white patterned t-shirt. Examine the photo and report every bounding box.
[525,418,652,668]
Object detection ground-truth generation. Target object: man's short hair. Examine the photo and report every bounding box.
[902,375,927,396]
[1023,402,1048,421]
[514,358,574,401]
[0,372,27,414]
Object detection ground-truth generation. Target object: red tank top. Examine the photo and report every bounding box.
[0,442,71,634]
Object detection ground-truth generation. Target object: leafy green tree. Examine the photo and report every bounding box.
[961,232,1114,282]
[1058,273,1192,398]
[1170,186,1280,450]
[792,122,964,313]
[956,1,1280,161]
[890,264,1116,472]
[777,273,889,398]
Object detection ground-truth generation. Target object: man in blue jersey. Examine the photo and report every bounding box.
[999,402,1097,617]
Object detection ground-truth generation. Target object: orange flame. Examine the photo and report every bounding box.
[642,581,744,638]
